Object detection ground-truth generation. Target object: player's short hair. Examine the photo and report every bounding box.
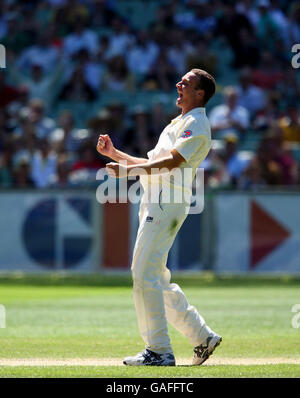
[190,68,216,105]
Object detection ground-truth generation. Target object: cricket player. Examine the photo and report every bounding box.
[96,69,222,366]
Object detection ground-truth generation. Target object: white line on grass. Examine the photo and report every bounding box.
[0,358,300,366]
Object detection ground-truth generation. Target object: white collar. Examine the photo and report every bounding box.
[172,107,206,122]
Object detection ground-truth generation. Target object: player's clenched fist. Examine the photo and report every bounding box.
[96,134,114,157]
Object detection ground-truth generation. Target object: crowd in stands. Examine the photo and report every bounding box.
[0,0,300,190]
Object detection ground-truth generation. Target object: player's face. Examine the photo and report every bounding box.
[176,72,201,110]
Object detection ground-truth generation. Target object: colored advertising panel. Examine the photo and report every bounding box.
[0,192,96,272]
[216,194,300,274]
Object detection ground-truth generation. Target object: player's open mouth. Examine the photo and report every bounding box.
[177,92,183,101]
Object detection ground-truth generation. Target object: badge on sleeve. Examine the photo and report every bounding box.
[181,130,192,138]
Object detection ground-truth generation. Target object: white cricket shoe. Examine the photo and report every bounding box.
[192,333,222,365]
[123,349,176,366]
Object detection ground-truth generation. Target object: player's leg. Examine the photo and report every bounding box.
[131,203,173,354]
[161,268,214,345]
[125,200,221,366]
[154,201,222,365]
[124,202,182,365]
[161,267,222,365]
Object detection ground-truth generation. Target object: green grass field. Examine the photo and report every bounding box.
[0,273,299,378]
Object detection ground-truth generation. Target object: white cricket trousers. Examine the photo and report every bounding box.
[131,192,213,354]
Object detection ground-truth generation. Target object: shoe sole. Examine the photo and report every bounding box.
[123,360,176,366]
[192,336,222,366]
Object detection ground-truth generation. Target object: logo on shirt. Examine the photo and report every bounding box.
[181,130,192,138]
[146,216,153,223]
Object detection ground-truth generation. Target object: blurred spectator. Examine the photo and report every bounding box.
[47,21,64,50]
[272,36,290,70]
[50,111,83,154]
[0,110,11,151]
[102,56,135,92]
[271,133,298,186]
[251,51,284,91]
[6,85,30,120]
[236,0,260,28]
[174,2,216,35]
[269,0,289,42]
[88,108,112,139]
[127,30,159,76]
[181,3,216,35]
[0,0,299,191]
[216,2,254,67]
[70,141,105,183]
[255,0,282,52]
[31,138,57,188]
[209,86,250,140]
[58,65,97,101]
[157,0,177,28]
[63,18,98,58]
[16,32,59,74]
[151,103,170,139]
[49,154,72,188]
[13,118,37,156]
[167,29,194,75]
[35,1,53,29]
[53,0,90,32]
[286,2,300,48]
[252,92,281,132]
[0,5,7,40]
[124,106,154,156]
[236,67,266,116]
[0,147,13,188]
[106,102,128,149]
[90,0,118,29]
[98,35,111,63]
[143,49,177,92]
[186,37,217,77]
[150,25,169,50]
[87,106,124,153]
[1,12,33,53]
[240,132,298,187]
[10,59,64,105]
[238,157,268,189]
[219,134,253,186]
[0,71,20,109]
[13,155,34,189]
[202,146,230,189]
[11,99,56,141]
[278,107,300,143]
[277,69,300,111]
[67,49,104,93]
[232,28,260,68]
[105,17,135,59]
[27,99,56,139]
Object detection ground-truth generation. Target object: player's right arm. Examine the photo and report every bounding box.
[96,134,148,165]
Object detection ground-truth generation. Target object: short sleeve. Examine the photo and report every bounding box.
[173,132,209,164]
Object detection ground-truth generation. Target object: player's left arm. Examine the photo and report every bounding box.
[106,149,185,178]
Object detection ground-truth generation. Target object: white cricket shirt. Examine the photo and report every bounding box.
[140,107,211,197]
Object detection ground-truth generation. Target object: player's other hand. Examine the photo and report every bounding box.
[97,134,114,157]
[106,162,128,178]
